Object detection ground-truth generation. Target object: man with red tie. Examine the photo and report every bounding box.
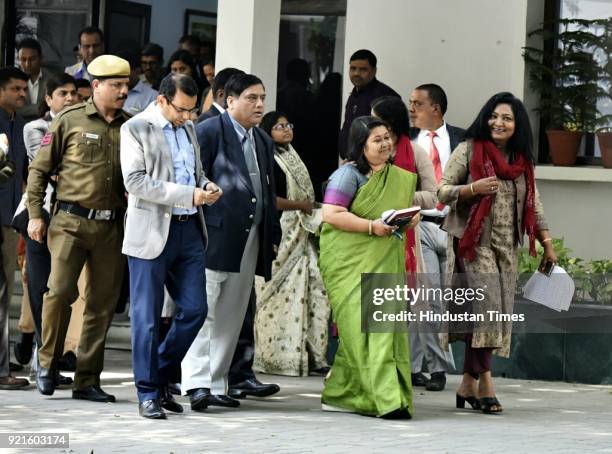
[408,83,465,392]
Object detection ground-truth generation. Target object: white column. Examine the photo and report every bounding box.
[343,0,529,128]
[215,0,281,108]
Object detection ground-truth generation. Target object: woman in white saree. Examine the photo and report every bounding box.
[254,111,330,377]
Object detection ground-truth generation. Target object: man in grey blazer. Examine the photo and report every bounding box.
[120,73,222,419]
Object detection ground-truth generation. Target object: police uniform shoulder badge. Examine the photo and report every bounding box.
[41,132,53,147]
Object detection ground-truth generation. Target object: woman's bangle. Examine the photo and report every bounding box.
[541,238,552,244]
[469,183,475,196]
[368,220,373,236]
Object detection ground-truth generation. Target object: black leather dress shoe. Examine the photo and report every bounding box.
[188,388,210,412]
[14,332,34,365]
[228,379,280,399]
[160,386,183,413]
[57,351,77,372]
[426,372,446,391]
[411,372,428,387]
[72,385,116,402]
[139,399,167,419]
[36,367,56,396]
[206,394,240,408]
[55,372,73,387]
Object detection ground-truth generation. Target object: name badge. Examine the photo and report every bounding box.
[85,133,100,140]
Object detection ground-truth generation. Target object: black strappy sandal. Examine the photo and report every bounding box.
[479,396,503,414]
[456,393,481,410]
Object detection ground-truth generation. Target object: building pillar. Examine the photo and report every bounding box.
[215,0,281,108]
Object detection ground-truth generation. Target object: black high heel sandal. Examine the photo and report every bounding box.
[479,396,503,414]
[456,393,481,410]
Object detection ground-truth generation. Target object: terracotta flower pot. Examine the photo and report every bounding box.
[597,132,612,169]
[546,130,582,166]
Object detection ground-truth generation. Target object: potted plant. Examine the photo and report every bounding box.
[595,19,612,167]
[523,18,612,166]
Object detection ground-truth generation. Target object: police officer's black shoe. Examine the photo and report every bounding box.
[36,367,56,396]
[72,385,116,402]
[139,399,167,419]
[14,332,34,365]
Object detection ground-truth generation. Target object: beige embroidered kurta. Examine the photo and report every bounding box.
[438,140,548,357]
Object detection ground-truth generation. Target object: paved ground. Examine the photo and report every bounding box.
[1,349,612,454]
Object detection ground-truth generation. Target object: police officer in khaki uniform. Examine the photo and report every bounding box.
[27,55,131,402]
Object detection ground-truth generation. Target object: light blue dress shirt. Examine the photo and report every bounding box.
[124,80,159,115]
[155,106,197,215]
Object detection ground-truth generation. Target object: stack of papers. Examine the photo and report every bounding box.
[522,266,575,312]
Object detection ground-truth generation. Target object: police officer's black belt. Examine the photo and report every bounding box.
[171,213,198,222]
[421,215,446,225]
[58,201,117,221]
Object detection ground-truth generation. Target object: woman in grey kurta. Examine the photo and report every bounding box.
[438,92,557,414]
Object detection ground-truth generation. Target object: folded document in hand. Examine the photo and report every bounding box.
[522,266,575,312]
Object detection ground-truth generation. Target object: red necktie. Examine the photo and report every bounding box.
[428,131,445,211]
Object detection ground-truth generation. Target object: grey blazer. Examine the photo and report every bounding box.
[120,103,210,259]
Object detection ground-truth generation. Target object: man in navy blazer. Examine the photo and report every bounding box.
[407,83,464,392]
[182,73,281,410]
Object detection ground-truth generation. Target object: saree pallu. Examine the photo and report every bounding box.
[254,145,330,376]
[319,164,417,417]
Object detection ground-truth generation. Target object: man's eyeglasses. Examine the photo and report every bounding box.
[165,96,199,115]
[272,123,294,131]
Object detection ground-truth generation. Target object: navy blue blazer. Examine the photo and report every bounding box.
[409,124,466,153]
[196,111,281,280]
[0,108,27,227]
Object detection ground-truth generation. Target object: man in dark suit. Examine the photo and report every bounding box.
[197,67,244,123]
[408,83,465,392]
[182,73,281,410]
[196,66,262,395]
[338,49,399,158]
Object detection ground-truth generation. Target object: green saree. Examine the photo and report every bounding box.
[319,163,417,417]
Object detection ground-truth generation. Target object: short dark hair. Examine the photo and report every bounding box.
[75,78,91,89]
[350,49,377,68]
[40,73,76,117]
[415,83,448,115]
[260,111,289,138]
[348,115,390,174]
[141,42,163,61]
[17,37,42,56]
[179,34,200,47]
[465,91,534,162]
[0,67,28,89]
[371,96,410,138]
[212,67,245,95]
[78,26,104,43]
[158,73,199,100]
[115,50,139,71]
[224,73,264,99]
[285,58,310,84]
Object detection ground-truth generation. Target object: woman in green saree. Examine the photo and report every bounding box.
[320,116,419,419]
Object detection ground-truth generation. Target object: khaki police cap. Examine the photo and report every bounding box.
[88,55,130,78]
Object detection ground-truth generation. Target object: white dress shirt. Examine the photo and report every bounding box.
[417,122,452,217]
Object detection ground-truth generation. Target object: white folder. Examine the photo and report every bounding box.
[522,266,575,312]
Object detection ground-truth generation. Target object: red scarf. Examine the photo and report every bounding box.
[393,134,418,273]
[459,139,537,261]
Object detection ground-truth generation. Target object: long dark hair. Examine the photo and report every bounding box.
[260,110,288,140]
[348,115,390,174]
[371,96,410,138]
[464,92,534,162]
[165,50,204,92]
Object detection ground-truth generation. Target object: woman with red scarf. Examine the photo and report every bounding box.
[438,92,556,414]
